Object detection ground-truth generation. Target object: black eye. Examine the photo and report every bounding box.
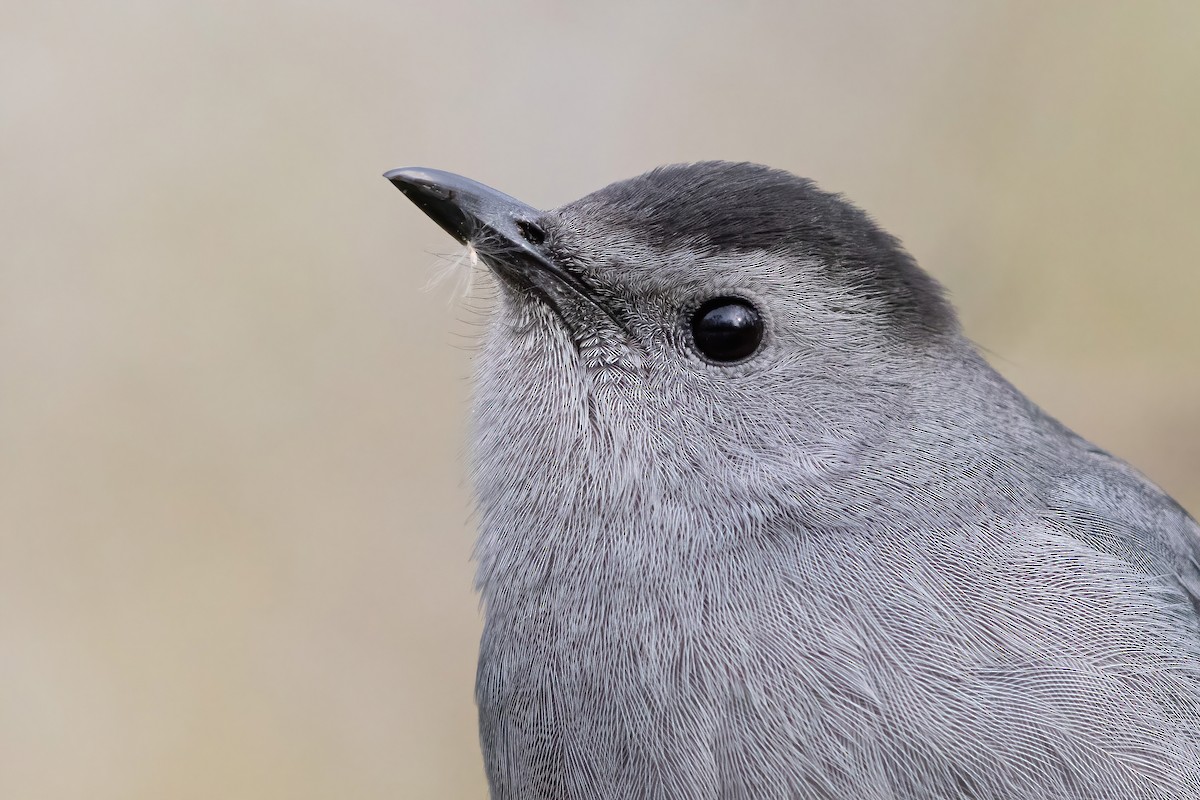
[690,297,764,362]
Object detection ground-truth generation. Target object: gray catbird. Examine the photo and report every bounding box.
[385,162,1200,799]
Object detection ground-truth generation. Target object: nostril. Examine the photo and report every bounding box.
[516,219,546,246]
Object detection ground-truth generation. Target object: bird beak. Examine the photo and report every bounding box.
[383,167,541,249]
[386,166,632,337]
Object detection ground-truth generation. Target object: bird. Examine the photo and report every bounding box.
[384,161,1200,799]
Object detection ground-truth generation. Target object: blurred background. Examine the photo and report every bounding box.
[2,1,1198,797]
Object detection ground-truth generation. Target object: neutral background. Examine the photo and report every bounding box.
[3,2,1198,797]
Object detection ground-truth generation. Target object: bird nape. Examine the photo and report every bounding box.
[386,161,1200,800]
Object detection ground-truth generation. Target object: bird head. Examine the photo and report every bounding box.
[387,162,965,566]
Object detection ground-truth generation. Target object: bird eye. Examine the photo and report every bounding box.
[690,297,764,362]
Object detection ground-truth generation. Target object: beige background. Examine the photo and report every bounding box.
[2,2,1198,798]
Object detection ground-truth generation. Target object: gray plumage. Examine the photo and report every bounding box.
[387,161,1200,799]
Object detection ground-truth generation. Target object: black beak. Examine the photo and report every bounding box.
[383,166,630,337]
[383,167,543,248]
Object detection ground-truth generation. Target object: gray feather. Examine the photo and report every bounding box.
[402,161,1200,799]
